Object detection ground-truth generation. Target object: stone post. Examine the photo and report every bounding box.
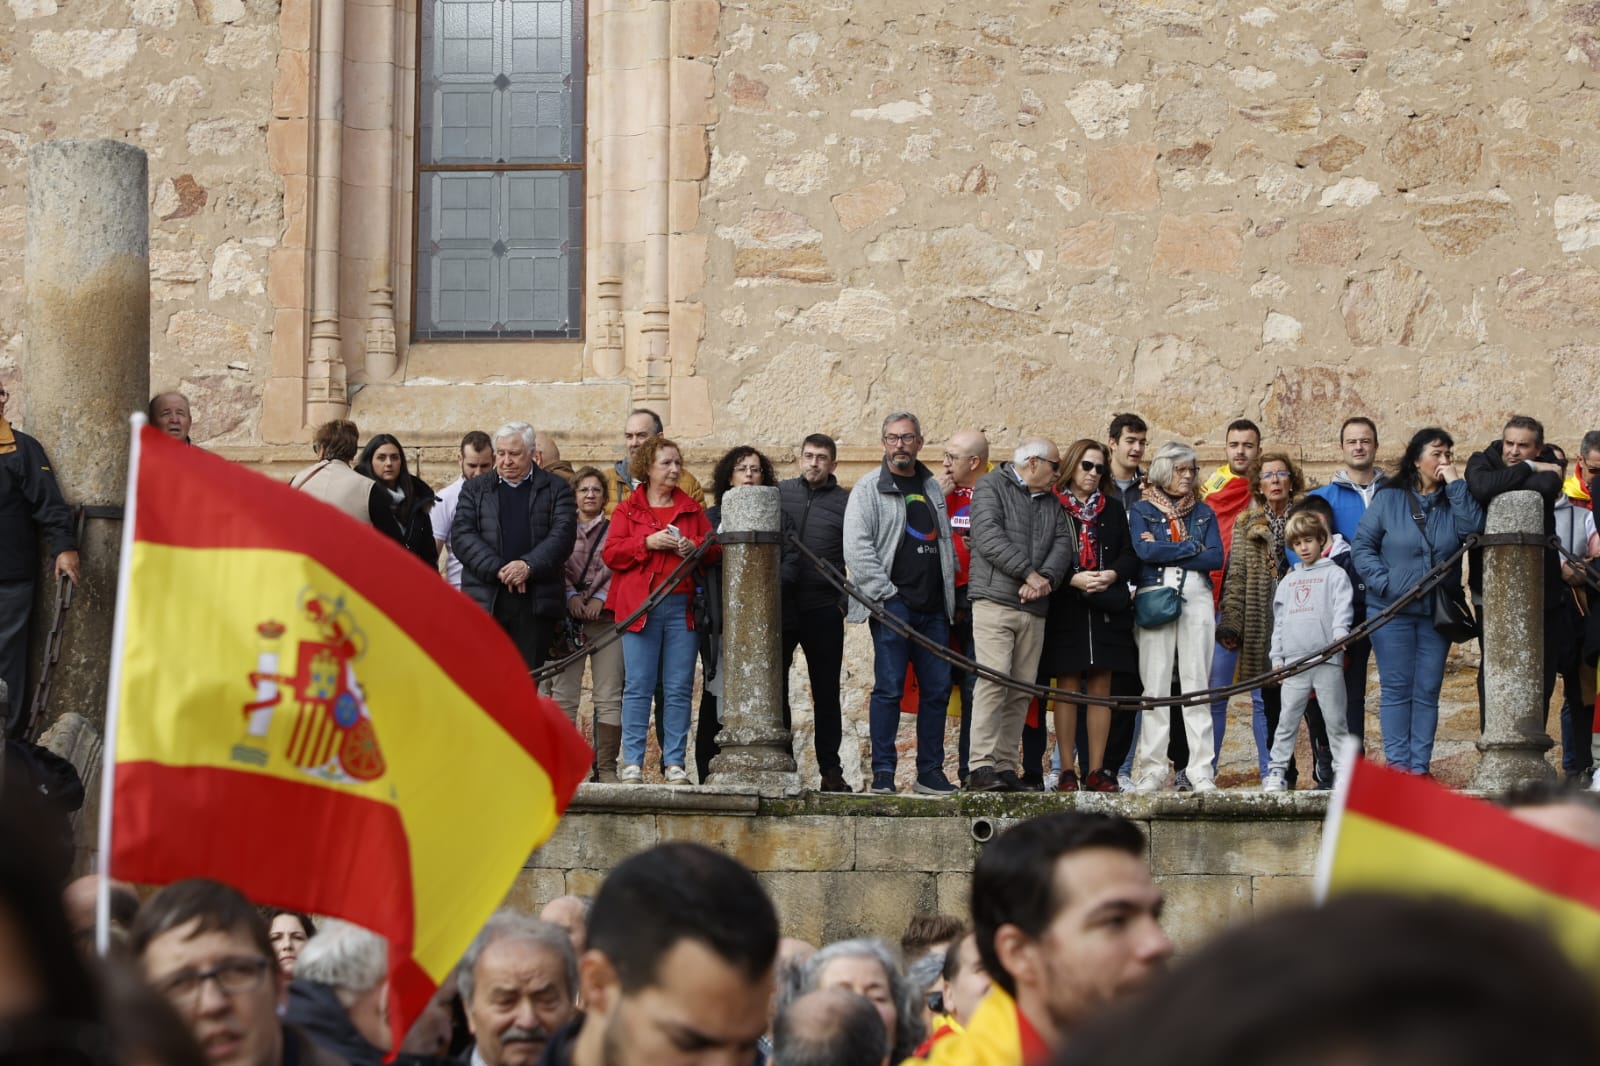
[1472,489,1555,789]
[707,485,799,793]
[22,140,149,745]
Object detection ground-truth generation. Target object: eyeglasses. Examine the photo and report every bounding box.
[155,957,271,1009]
[1080,460,1108,475]
[1260,471,1292,481]
[733,464,762,475]
[883,433,920,445]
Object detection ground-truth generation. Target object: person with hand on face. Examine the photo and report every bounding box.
[452,421,578,672]
[1038,440,1139,794]
[939,430,990,785]
[150,391,194,444]
[1354,428,1484,775]
[780,434,852,792]
[432,431,495,590]
[844,412,958,797]
[133,879,346,1066]
[602,437,719,785]
[459,915,577,1066]
[0,381,80,731]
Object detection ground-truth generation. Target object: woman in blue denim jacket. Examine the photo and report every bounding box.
[1125,442,1225,793]
[1353,427,1484,775]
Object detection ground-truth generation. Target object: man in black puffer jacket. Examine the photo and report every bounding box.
[452,421,576,670]
[779,433,851,792]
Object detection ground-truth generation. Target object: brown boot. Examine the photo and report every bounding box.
[594,723,622,783]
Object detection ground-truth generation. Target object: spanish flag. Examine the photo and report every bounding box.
[1316,758,1600,974]
[104,422,589,1046]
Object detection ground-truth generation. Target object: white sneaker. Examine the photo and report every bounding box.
[1117,772,1136,792]
[1262,772,1287,793]
[1133,777,1162,795]
[1191,778,1218,794]
[619,765,642,784]
[664,766,689,785]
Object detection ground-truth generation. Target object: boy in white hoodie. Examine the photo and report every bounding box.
[1264,511,1354,791]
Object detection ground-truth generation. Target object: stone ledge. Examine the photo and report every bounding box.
[758,790,1335,821]
[571,782,762,814]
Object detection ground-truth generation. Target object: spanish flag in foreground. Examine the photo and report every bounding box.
[104,422,589,1047]
[1317,758,1600,974]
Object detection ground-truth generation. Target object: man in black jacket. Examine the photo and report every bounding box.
[452,421,576,670]
[1465,414,1569,729]
[779,433,851,792]
[0,382,79,735]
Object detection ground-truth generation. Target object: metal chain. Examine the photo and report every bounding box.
[19,507,88,741]
[785,530,1475,711]
[529,534,717,682]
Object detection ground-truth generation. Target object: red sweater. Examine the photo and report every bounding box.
[601,485,720,632]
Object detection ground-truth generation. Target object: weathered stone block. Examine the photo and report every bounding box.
[832,179,906,234]
[1500,270,1600,331]
[502,868,567,913]
[565,869,606,898]
[1295,134,1366,173]
[854,817,976,872]
[1409,190,1515,258]
[1057,219,1115,269]
[1490,136,1559,179]
[759,871,939,944]
[1155,875,1252,953]
[1152,213,1242,276]
[1383,113,1481,190]
[1339,263,1444,349]
[659,815,855,871]
[1237,98,1320,133]
[1250,875,1313,914]
[1087,143,1159,212]
[734,247,834,284]
[1291,219,1362,267]
[529,811,660,869]
[1149,820,1321,877]
[1555,194,1600,253]
[936,871,972,917]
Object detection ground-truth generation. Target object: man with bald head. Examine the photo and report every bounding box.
[942,429,989,785]
[535,431,575,484]
[964,439,1073,793]
[538,895,589,956]
[773,988,888,1066]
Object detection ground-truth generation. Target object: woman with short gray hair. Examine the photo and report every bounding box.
[797,938,926,1064]
[1125,442,1225,794]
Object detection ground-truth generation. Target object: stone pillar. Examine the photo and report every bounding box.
[22,140,150,742]
[1472,489,1555,789]
[708,486,799,793]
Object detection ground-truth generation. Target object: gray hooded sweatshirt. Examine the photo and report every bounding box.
[1270,555,1354,667]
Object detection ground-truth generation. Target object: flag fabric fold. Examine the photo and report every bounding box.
[106,423,590,1048]
[1316,757,1600,975]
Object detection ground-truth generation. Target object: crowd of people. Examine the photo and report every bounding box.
[5,385,1596,794]
[8,782,1600,1066]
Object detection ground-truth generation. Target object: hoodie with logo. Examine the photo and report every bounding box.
[1270,555,1353,669]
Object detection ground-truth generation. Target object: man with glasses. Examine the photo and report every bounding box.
[844,411,958,795]
[1309,417,1386,752]
[963,439,1073,792]
[132,878,343,1066]
[940,429,990,785]
[0,382,79,734]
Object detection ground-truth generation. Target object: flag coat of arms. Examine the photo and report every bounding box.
[1317,757,1600,974]
[104,422,590,1044]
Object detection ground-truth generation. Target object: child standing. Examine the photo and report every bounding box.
[1264,511,1354,791]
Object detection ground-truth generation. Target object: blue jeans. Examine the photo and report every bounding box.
[869,598,952,778]
[1368,610,1450,773]
[1209,631,1265,773]
[621,602,698,769]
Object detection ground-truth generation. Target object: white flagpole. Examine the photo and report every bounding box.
[96,413,145,957]
[1311,734,1363,905]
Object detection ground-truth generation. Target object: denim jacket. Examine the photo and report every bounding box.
[1126,499,1225,589]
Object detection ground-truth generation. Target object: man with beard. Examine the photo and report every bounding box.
[460,914,578,1066]
[539,842,779,1066]
[844,411,958,796]
[913,812,1171,1064]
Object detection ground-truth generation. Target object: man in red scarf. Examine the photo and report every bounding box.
[1196,419,1261,779]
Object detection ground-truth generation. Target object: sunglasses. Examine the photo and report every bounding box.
[1080,460,1108,475]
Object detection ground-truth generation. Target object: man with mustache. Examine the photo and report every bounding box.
[460,914,578,1066]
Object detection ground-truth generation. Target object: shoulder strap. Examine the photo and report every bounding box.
[1407,490,1436,566]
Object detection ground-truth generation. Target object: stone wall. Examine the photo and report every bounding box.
[0,0,280,443]
[696,0,1600,453]
[511,788,1326,952]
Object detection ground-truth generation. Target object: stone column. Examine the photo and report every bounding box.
[1472,489,1555,789]
[708,486,799,793]
[23,139,149,741]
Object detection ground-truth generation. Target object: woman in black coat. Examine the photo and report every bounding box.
[356,433,439,567]
[1036,438,1139,792]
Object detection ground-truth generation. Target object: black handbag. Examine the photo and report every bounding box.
[1134,569,1188,629]
[1408,492,1479,644]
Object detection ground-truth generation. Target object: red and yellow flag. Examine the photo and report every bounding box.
[106,424,589,1045]
[1317,758,1600,973]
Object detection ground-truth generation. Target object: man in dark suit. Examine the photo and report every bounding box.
[452,421,576,670]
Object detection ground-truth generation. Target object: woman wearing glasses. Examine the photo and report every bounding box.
[1037,439,1139,792]
[1217,453,1325,787]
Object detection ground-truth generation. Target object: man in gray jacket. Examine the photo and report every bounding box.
[965,439,1073,792]
[844,411,957,796]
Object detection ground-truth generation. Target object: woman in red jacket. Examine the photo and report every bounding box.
[602,436,719,784]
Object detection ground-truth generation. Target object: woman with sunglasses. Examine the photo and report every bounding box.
[1216,452,1327,788]
[1036,439,1139,792]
